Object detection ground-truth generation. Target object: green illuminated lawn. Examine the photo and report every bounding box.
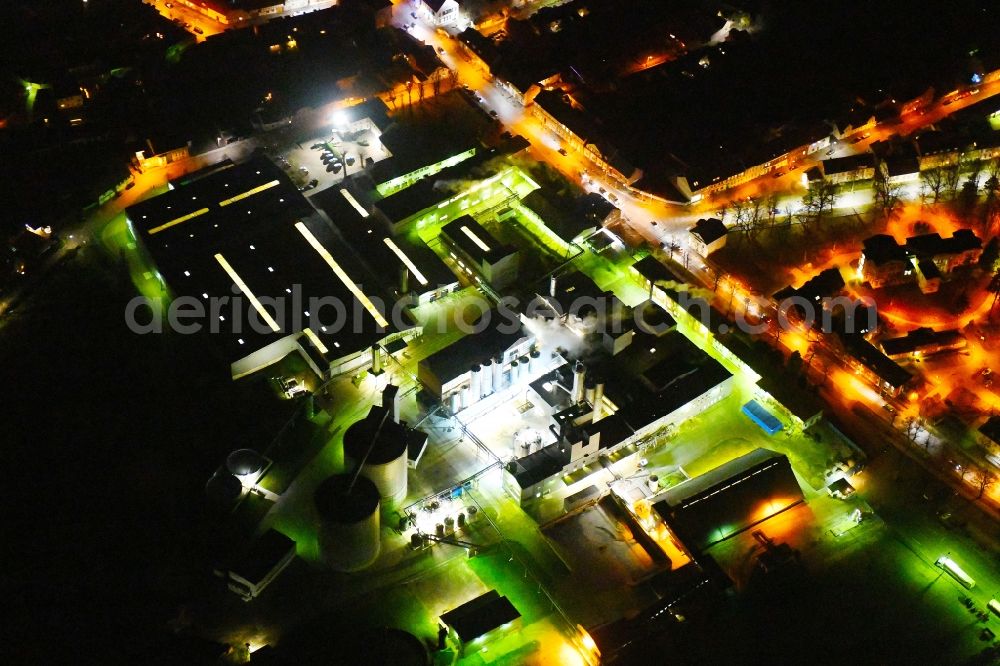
[99,211,171,311]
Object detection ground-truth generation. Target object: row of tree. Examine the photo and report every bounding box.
[920,155,1000,234]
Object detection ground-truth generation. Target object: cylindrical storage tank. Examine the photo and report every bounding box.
[469,364,481,404]
[205,472,244,511]
[480,359,494,396]
[492,357,503,391]
[436,523,445,538]
[648,474,660,493]
[444,516,455,534]
[457,512,466,528]
[226,448,265,486]
[410,533,423,550]
[450,391,461,414]
[518,355,530,379]
[529,349,541,373]
[341,627,430,666]
[459,387,469,410]
[467,505,478,522]
[314,474,381,572]
[585,377,597,404]
[508,361,518,385]
[343,414,409,507]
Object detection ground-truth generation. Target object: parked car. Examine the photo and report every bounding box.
[283,378,307,398]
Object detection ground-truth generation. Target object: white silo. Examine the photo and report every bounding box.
[315,473,381,572]
[529,349,541,374]
[518,355,530,379]
[343,407,409,507]
[481,359,494,396]
[469,364,482,405]
[508,360,519,385]
[492,357,503,391]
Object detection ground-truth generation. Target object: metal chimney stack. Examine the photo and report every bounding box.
[572,361,586,404]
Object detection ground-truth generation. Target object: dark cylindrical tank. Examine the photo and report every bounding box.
[314,474,381,572]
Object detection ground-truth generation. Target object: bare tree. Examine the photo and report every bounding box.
[765,192,781,228]
[782,204,795,226]
[975,468,996,500]
[708,265,726,291]
[799,179,837,229]
[873,170,903,220]
[664,240,681,261]
[941,151,967,199]
[716,202,730,224]
[981,172,999,235]
[919,167,946,204]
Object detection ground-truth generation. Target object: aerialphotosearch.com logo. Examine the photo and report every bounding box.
[124,284,878,340]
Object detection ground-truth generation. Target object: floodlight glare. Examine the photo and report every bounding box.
[331,110,350,128]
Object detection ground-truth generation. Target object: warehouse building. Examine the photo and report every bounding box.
[653,449,804,554]
[126,154,419,380]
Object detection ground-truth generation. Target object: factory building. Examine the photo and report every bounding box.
[505,316,735,503]
[371,140,529,235]
[223,529,297,602]
[417,316,536,413]
[530,271,619,329]
[439,215,520,290]
[312,186,460,304]
[440,590,521,656]
[125,154,420,380]
[652,448,804,554]
[633,256,831,431]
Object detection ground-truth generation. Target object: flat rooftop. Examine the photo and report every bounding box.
[311,186,456,292]
[420,317,530,386]
[598,328,732,435]
[440,215,517,265]
[229,529,295,584]
[373,144,512,224]
[127,155,398,362]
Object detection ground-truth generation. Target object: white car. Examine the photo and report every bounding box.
[280,377,308,398]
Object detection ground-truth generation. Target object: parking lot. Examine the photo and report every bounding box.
[275,117,392,197]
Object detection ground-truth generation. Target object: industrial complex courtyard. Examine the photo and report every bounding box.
[3,1,1000,664]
